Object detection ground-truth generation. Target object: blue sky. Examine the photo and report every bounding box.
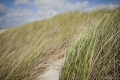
[0,0,120,29]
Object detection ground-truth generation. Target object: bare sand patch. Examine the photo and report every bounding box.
[36,58,64,80]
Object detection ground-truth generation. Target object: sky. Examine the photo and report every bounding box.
[0,0,120,29]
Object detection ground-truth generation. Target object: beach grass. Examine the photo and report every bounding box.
[0,7,120,80]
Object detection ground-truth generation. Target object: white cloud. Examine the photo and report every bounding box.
[6,8,33,18]
[13,0,66,21]
[0,3,6,15]
[14,0,31,6]
[3,8,35,28]
[38,9,58,18]
[35,1,89,19]
[66,1,89,11]
[95,4,119,9]
[33,0,66,20]
[34,0,65,10]
[86,4,120,12]
[0,6,37,28]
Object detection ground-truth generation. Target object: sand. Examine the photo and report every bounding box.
[36,59,64,80]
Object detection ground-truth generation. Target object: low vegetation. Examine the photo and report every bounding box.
[60,8,120,80]
[0,7,120,80]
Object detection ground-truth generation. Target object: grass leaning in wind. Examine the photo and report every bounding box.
[60,8,120,80]
[0,11,88,79]
[0,8,120,80]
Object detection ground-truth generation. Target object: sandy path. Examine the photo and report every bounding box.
[36,58,64,80]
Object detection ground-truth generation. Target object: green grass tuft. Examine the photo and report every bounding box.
[60,8,120,80]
